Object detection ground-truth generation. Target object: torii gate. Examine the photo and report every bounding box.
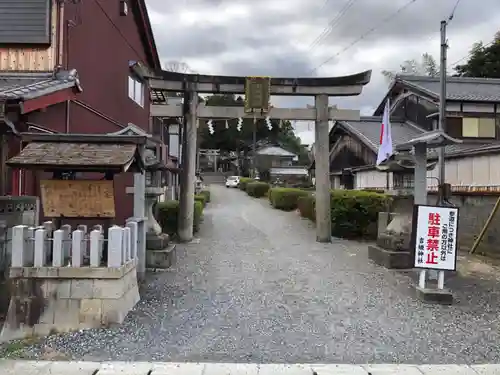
[147,71,372,243]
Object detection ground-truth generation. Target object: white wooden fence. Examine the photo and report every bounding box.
[11,221,138,268]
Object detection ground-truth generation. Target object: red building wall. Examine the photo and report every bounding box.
[21,0,157,224]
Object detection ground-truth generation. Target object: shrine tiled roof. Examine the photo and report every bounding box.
[0,69,82,100]
[7,142,139,172]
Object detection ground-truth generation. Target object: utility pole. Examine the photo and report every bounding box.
[438,19,448,203]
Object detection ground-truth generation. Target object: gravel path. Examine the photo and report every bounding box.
[10,185,500,363]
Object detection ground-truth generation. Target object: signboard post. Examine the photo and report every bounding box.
[244,77,271,178]
[412,204,459,290]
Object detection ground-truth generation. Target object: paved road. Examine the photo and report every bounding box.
[2,361,500,374]
[7,186,500,363]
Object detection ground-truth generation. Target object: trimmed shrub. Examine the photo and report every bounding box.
[194,200,204,232]
[195,194,206,207]
[297,194,315,221]
[296,190,390,239]
[246,181,270,198]
[156,200,204,236]
[329,190,390,239]
[291,181,314,189]
[238,177,254,191]
[268,187,310,211]
[200,189,211,203]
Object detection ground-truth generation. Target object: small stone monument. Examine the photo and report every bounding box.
[368,197,415,269]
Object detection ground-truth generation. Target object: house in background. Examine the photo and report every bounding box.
[310,74,500,255]
[253,144,309,183]
[352,75,500,191]
[0,0,169,223]
[255,145,297,167]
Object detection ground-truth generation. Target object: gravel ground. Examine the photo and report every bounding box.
[6,185,500,363]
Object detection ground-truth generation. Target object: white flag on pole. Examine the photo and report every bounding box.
[376,99,394,165]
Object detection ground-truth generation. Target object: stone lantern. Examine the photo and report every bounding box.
[132,148,176,269]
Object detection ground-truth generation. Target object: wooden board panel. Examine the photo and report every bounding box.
[40,180,115,218]
[0,0,56,71]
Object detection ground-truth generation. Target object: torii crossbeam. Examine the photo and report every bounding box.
[145,70,372,243]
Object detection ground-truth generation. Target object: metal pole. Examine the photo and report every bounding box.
[438,20,447,202]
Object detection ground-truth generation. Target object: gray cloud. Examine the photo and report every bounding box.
[145,0,500,141]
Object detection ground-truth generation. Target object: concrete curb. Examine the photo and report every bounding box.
[1,361,499,374]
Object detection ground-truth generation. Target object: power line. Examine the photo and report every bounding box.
[310,0,419,75]
[448,40,494,69]
[308,0,358,52]
[93,0,145,62]
[448,0,462,21]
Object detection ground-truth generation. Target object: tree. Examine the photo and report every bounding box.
[164,60,193,74]
[198,94,280,152]
[198,94,308,162]
[454,32,500,78]
[381,53,439,81]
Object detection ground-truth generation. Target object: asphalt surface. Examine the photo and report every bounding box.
[10,185,500,363]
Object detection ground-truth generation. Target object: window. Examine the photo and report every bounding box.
[0,0,51,44]
[128,76,144,107]
[462,117,496,138]
[393,172,414,189]
[445,116,496,139]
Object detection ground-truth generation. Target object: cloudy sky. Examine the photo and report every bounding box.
[145,0,500,145]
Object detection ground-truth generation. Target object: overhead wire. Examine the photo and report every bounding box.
[448,0,462,21]
[308,0,358,52]
[447,40,495,71]
[444,0,497,72]
[309,0,419,75]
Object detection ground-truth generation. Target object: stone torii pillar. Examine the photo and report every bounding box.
[147,71,372,243]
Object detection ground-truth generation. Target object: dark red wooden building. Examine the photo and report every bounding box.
[0,0,163,223]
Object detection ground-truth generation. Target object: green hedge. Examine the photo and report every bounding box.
[238,177,254,191]
[156,200,204,236]
[297,190,391,239]
[195,194,206,207]
[200,189,211,203]
[268,187,310,211]
[297,194,315,221]
[246,181,270,198]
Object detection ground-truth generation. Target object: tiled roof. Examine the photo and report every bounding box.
[255,145,296,157]
[337,116,500,159]
[396,75,500,102]
[7,142,138,171]
[0,69,82,100]
[337,116,425,152]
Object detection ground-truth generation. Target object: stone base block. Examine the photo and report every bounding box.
[377,233,410,251]
[0,262,140,342]
[414,286,453,305]
[146,244,176,269]
[146,233,170,250]
[368,245,413,269]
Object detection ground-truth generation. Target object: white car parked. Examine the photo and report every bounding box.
[225,176,240,188]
